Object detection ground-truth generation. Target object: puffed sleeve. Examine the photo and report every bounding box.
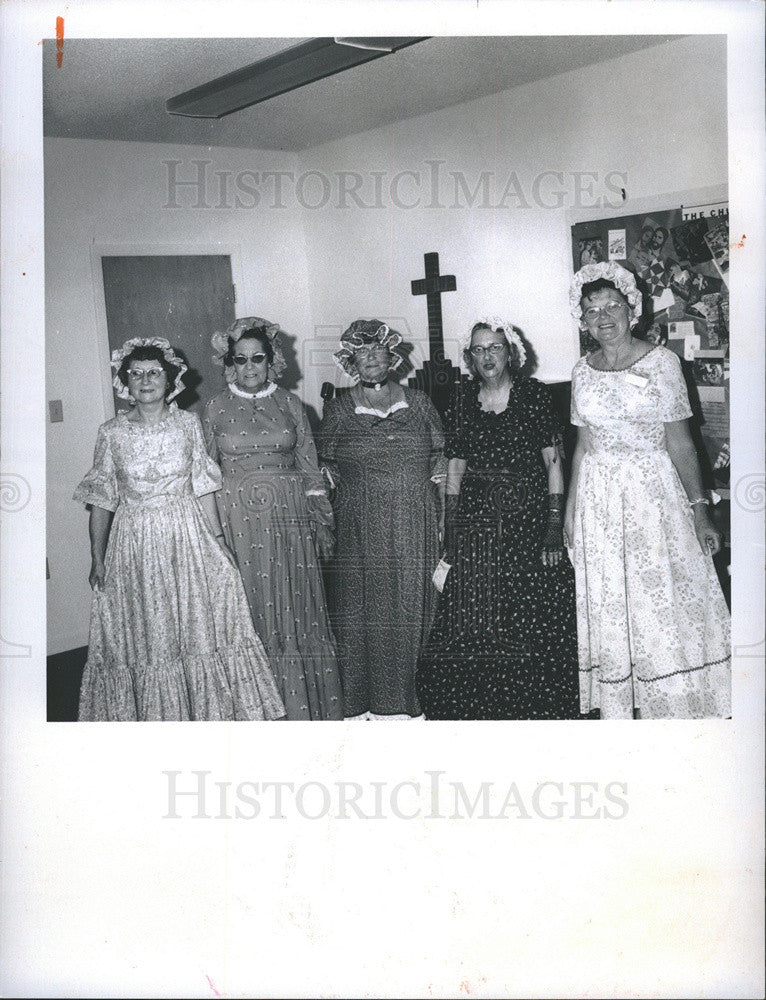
[188,412,222,497]
[286,393,335,529]
[317,397,342,490]
[200,398,219,462]
[656,348,693,422]
[73,423,119,512]
[421,393,447,483]
[570,361,586,427]
[444,395,468,461]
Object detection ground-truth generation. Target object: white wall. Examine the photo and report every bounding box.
[297,35,727,384]
[45,138,313,654]
[46,34,727,654]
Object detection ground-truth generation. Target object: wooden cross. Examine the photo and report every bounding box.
[408,251,462,417]
[411,252,456,361]
[321,251,460,417]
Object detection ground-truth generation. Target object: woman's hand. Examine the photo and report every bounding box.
[664,421,722,557]
[312,523,335,560]
[87,506,113,592]
[541,547,564,567]
[693,507,723,556]
[540,524,565,567]
[89,558,106,591]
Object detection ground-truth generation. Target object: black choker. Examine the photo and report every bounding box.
[359,378,388,390]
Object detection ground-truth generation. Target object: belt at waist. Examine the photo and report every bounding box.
[464,466,538,477]
[221,454,296,473]
[585,447,668,458]
[118,491,196,510]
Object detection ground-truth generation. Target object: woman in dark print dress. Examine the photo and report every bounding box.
[319,319,447,719]
[203,317,344,720]
[416,318,580,720]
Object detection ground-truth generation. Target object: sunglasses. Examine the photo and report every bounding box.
[233,353,268,365]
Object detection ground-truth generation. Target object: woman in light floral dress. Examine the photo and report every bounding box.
[565,262,731,719]
[74,337,285,722]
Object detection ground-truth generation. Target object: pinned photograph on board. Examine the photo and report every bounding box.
[607,228,626,260]
[704,217,730,285]
[670,216,715,265]
[692,357,726,386]
[577,236,604,266]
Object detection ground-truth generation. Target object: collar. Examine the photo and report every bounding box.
[229,380,277,400]
[354,399,409,419]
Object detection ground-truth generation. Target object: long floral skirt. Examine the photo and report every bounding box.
[79,494,286,721]
[572,450,731,719]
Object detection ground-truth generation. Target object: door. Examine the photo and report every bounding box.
[100,254,236,413]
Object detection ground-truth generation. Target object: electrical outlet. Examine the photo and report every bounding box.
[49,399,64,422]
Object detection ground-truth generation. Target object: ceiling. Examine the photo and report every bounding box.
[43,35,677,152]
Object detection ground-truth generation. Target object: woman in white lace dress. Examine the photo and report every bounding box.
[564,262,731,719]
[74,337,285,722]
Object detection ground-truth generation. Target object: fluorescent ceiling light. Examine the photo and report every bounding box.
[166,37,428,118]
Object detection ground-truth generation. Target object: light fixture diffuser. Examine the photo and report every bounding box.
[166,37,428,118]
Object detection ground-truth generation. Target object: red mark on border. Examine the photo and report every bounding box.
[56,17,64,67]
[730,234,746,249]
[205,974,221,997]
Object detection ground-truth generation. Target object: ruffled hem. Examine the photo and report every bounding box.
[78,641,286,721]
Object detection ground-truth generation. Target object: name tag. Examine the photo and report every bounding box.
[625,372,649,388]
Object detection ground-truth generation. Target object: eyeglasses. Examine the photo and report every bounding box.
[469,343,506,357]
[583,301,626,322]
[233,353,267,365]
[127,368,164,381]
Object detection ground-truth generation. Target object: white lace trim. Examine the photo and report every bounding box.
[345,712,425,721]
[229,380,277,400]
[354,400,409,418]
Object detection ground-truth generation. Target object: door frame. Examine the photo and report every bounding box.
[89,242,247,420]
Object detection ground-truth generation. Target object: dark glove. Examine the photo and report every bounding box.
[541,493,565,566]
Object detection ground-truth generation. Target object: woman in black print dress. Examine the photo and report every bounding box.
[416,319,580,720]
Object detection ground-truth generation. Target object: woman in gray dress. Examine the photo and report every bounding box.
[319,319,447,719]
